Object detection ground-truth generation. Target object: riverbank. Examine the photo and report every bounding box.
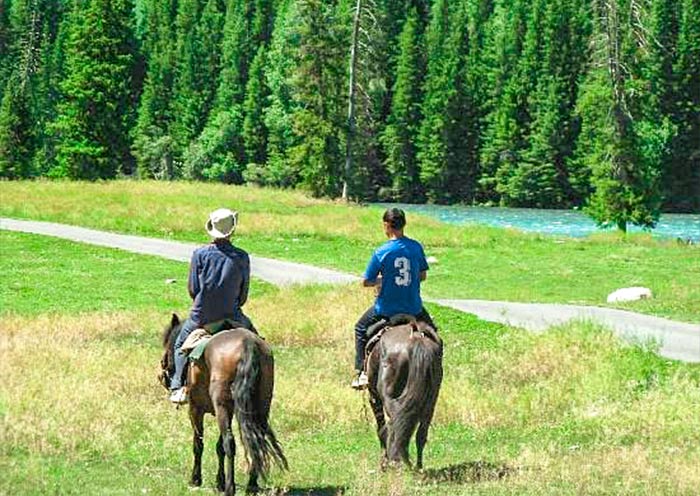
[377,203,700,242]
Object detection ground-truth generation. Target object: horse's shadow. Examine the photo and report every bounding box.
[264,486,346,495]
[419,460,515,484]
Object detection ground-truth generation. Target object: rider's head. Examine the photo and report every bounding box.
[382,208,406,237]
[206,208,238,241]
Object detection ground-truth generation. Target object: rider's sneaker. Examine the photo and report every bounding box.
[169,387,188,404]
[351,371,369,390]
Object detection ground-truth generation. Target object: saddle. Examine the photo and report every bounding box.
[363,314,439,368]
[181,319,256,363]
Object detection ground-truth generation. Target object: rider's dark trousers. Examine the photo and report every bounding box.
[353,306,436,372]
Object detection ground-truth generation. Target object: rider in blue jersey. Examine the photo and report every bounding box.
[351,208,436,389]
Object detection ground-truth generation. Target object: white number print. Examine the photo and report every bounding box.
[394,257,411,286]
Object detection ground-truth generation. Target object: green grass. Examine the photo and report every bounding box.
[1,180,698,323]
[0,230,275,315]
[2,234,700,495]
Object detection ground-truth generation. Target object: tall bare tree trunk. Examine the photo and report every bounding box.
[342,0,362,201]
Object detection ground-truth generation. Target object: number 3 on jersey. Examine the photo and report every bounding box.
[394,257,411,286]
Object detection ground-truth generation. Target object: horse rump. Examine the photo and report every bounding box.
[382,328,443,465]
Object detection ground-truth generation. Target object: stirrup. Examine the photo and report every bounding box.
[169,387,188,405]
[351,371,368,390]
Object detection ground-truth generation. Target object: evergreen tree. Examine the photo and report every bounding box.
[50,0,136,179]
[576,0,665,231]
[515,0,591,207]
[1,0,43,177]
[343,0,391,201]
[0,0,11,89]
[2,0,70,178]
[171,0,224,162]
[133,0,178,178]
[242,45,269,167]
[212,0,274,112]
[0,72,34,177]
[418,1,478,203]
[381,8,424,201]
[287,0,345,197]
[479,0,530,203]
[31,2,70,175]
[665,0,700,212]
[189,0,275,183]
[256,0,301,187]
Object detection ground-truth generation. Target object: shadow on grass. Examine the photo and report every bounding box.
[419,460,515,484]
[266,486,346,495]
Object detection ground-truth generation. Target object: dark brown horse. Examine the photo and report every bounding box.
[159,314,287,495]
[366,316,443,469]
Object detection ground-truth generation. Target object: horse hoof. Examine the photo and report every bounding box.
[189,478,202,487]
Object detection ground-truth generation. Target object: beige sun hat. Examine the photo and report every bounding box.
[205,208,238,239]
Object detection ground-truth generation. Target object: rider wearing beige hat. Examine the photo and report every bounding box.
[168,208,255,404]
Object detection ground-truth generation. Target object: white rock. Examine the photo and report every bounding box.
[427,256,438,264]
[165,278,177,284]
[607,287,653,303]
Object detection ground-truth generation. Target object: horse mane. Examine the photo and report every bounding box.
[162,313,182,348]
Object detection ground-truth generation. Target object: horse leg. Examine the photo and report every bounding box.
[415,415,432,470]
[217,409,236,496]
[189,406,205,487]
[216,434,226,492]
[369,391,388,460]
[211,380,236,496]
[415,388,439,470]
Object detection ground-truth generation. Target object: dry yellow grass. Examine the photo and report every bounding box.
[2,286,699,494]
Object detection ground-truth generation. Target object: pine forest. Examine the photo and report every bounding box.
[1,0,699,228]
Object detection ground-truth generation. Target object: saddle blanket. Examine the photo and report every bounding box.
[181,328,212,363]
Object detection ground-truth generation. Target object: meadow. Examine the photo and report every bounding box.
[1,180,699,323]
[1,228,699,495]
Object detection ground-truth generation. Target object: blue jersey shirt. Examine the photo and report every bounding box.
[363,236,429,316]
[188,241,250,326]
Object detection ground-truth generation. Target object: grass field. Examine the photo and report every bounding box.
[1,180,698,323]
[2,231,700,495]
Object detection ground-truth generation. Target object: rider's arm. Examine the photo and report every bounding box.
[418,243,429,282]
[362,251,381,287]
[187,251,200,300]
[238,255,250,306]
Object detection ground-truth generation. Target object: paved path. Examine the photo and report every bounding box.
[432,299,700,363]
[3,217,699,362]
[0,218,359,286]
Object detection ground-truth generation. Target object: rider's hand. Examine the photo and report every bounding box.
[374,276,382,296]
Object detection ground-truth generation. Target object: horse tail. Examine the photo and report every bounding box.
[386,323,443,460]
[231,338,288,479]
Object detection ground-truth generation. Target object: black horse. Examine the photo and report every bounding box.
[159,314,287,495]
[365,316,443,469]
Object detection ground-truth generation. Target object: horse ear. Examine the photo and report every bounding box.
[171,313,180,326]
